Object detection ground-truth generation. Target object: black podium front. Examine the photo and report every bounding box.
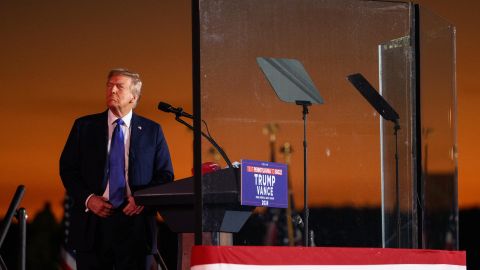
[135,168,253,233]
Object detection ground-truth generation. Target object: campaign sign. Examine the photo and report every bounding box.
[241,159,288,208]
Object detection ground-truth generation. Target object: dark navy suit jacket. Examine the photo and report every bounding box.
[59,110,174,253]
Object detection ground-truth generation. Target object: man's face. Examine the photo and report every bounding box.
[106,75,136,114]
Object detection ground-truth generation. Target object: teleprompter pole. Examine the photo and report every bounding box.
[296,100,311,247]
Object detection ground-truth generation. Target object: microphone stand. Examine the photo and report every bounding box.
[174,115,233,169]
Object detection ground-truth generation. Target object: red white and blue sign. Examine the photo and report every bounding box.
[241,159,288,208]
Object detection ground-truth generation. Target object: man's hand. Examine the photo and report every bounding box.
[87,195,113,218]
[123,195,144,216]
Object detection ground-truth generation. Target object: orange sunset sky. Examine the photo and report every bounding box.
[0,0,479,221]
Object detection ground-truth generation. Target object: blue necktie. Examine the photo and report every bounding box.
[109,118,126,208]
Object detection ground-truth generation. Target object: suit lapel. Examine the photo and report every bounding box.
[130,113,142,152]
[129,113,142,185]
[100,110,109,148]
[98,111,109,189]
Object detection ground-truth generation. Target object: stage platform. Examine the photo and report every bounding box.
[191,246,465,270]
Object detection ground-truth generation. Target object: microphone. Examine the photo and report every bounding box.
[158,102,193,119]
[159,101,233,168]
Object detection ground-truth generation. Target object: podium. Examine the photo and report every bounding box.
[134,168,254,269]
[135,167,253,233]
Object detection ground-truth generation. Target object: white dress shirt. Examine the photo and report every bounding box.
[85,109,133,210]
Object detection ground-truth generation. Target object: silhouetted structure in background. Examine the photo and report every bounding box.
[459,209,480,269]
[27,202,61,270]
[0,202,61,270]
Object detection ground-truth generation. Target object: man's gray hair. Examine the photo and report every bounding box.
[108,68,143,107]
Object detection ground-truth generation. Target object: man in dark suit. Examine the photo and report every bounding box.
[60,68,174,269]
